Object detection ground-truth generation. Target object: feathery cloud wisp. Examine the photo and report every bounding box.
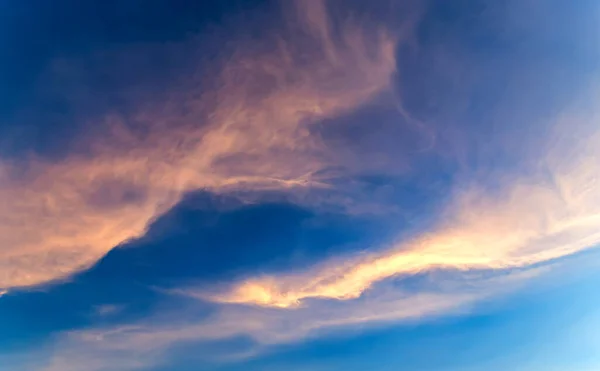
[0,0,405,291]
[204,110,600,308]
[37,112,600,370]
[41,266,546,371]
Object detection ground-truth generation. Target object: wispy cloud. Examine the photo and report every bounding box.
[37,93,600,370]
[93,304,124,318]
[4,1,600,370]
[40,266,545,371]
[0,0,411,291]
[199,113,600,308]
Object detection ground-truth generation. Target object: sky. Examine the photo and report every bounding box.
[1,0,600,370]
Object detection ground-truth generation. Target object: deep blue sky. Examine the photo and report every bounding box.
[1,1,600,370]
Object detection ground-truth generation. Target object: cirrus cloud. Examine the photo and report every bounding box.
[0,0,413,292]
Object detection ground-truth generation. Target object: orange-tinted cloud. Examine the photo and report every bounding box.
[203,106,600,308]
[39,109,600,370]
[0,0,405,291]
[9,2,600,370]
[39,264,549,371]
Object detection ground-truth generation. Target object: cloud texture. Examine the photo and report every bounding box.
[2,1,600,370]
[0,0,405,291]
[210,120,600,308]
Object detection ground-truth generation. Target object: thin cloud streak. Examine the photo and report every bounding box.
[204,108,600,308]
[41,267,544,371]
[0,0,406,291]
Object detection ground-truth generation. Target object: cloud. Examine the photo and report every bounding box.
[4,1,600,370]
[197,110,600,308]
[40,266,545,371]
[35,97,600,370]
[0,0,412,291]
[93,304,124,318]
[37,117,600,366]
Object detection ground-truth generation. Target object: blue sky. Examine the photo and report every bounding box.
[1,1,600,370]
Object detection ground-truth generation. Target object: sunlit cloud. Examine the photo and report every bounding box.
[36,117,600,369]
[40,266,546,371]
[204,120,600,308]
[2,2,598,370]
[35,92,600,371]
[0,0,409,292]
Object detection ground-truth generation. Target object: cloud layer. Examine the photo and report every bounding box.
[2,1,600,371]
[0,0,407,291]
[209,122,600,308]
[35,80,600,371]
[41,265,547,371]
